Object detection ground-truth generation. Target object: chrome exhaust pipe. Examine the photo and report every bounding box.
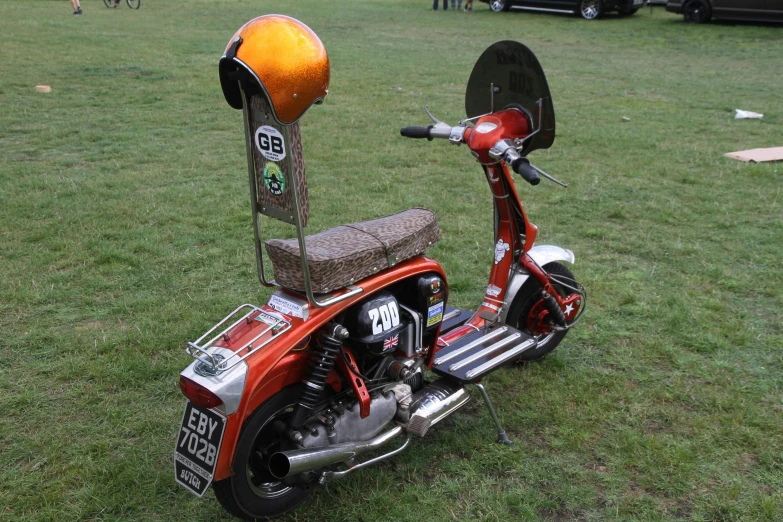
[268,425,403,479]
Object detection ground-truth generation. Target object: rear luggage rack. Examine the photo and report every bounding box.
[433,323,536,382]
[185,304,291,373]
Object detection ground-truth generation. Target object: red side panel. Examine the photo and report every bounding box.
[212,255,446,481]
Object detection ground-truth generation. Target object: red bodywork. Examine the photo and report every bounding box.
[209,256,446,481]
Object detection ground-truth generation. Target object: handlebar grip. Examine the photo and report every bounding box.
[511,157,540,185]
[400,126,433,140]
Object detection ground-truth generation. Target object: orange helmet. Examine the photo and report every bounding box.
[219,15,330,125]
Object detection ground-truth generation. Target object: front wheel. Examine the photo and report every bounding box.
[213,387,310,521]
[490,0,510,12]
[683,0,711,23]
[506,262,581,362]
[127,0,140,9]
[579,0,604,19]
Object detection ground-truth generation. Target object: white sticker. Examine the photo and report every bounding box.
[255,310,287,331]
[487,284,502,297]
[494,239,510,264]
[475,122,498,134]
[368,302,400,335]
[268,294,304,319]
[426,301,444,327]
[255,125,286,162]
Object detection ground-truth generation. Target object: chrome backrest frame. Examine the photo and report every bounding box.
[239,83,362,308]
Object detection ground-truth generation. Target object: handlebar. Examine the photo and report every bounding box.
[402,108,566,187]
[400,126,433,140]
[493,140,540,186]
[510,156,541,186]
[400,123,455,141]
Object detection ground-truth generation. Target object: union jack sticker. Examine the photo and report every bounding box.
[383,334,399,352]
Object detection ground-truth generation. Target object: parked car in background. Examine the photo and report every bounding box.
[666,0,783,23]
[483,0,645,19]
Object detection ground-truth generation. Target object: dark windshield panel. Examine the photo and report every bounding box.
[465,41,555,154]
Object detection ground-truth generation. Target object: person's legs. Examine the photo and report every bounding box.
[433,0,438,10]
[70,0,82,14]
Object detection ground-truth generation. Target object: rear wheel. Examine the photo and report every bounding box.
[506,262,580,362]
[683,0,711,23]
[213,387,310,521]
[127,0,140,9]
[579,0,604,19]
[490,0,510,12]
[103,0,113,7]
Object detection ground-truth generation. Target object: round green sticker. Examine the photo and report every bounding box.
[263,162,286,196]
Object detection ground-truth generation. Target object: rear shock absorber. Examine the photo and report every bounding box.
[289,323,349,430]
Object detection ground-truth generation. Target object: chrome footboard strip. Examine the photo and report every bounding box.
[449,333,522,372]
[433,327,508,365]
[465,339,536,380]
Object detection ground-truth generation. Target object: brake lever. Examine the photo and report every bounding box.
[424,105,444,125]
[530,164,569,188]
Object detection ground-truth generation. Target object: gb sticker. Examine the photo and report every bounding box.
[494,239,510,264]
[255,125,286,162]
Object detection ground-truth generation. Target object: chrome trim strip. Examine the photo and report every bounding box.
[433,327,508,365]
[442,309,462,322]
[449,333,522,372]
[465,339,536,379]
[510,6,575,13]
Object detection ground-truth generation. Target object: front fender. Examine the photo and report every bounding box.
[499,244,575,323]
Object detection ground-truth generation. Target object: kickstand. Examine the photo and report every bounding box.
[473,383,512,445]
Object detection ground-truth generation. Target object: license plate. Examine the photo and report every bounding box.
[174,401,226,497]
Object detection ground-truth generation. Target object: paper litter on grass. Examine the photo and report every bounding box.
[735,109,763,119]
[724,147,783,163]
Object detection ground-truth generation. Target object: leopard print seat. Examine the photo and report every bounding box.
[265,208,439,294]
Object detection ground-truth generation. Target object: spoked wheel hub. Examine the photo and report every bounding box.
[490,0,507,12]
[580,0,601,19]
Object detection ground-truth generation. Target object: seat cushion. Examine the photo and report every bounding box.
[265,208,439,293]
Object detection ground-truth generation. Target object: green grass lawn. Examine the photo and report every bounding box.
[1,1,781,520]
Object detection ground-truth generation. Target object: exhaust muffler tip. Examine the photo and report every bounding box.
[268,452,292,480]
[268,425,403,479]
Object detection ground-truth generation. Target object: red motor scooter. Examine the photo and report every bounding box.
[174,15,586,520]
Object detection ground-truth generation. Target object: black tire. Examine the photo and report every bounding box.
[103,0,113,7]
[213,386,310,521]
[490,0,511,12]
[683,0,711,23]
[579,0,604,19]
[127,0,140,9]
[506,262,579,362]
